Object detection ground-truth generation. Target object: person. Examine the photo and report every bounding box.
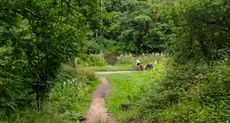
[135,59,144,71]
[139,63,144,71]
[136,59,141,65]
[145,63,153,70]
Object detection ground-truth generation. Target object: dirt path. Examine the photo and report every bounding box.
[83,71,138,123]
[83,77,117,123]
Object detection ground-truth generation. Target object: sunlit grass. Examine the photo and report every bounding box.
[89,64,134,71]
[104,61,166,122]
[105,71,154,121]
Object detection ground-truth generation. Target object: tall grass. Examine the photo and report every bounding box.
[77,53,107,66]
[116,53,165,65]
[1,64,100,123]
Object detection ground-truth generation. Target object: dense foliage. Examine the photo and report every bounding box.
[134,0,230,122]
[1,64,98,122]
[102,0,174,53]
[0,0,100,114]
[1,0,229,122]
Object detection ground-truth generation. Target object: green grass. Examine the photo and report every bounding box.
[89,64,134,71]
[104,62,165,122]
[74,79,101,116]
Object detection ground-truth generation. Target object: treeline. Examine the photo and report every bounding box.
[97,0,230,55]
[87,0,174,53]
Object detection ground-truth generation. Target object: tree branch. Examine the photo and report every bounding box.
[1,7,46,20]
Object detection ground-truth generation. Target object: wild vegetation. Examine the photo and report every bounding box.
[0,0,229,122]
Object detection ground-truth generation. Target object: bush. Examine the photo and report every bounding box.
[116,53,134,65]
[77,53,107,66]
[47,66,98,122]
[1,63,98,122]
[136,60,230,123]
[104,51,120,65]
[48,81,83,121]
[76,67,96,81]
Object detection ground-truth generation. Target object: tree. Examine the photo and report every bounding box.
[104,0,175,53]
[0,0,98,111]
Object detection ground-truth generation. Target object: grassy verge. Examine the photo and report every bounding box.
[105,61,166,122]
[45,78,100,122]
[89,64,133,71]
[9,80,100,123]
[1,65,100,123]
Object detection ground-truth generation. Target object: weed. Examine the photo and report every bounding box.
[1,65,100,123]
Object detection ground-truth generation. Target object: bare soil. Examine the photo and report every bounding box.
[82,77,117,123]
[96,71,138,75]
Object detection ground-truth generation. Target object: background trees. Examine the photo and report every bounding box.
[103,0,174,53]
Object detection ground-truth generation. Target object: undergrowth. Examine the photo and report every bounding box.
[0,64,99,123]
[77,53,107,66]
[136,60,230,123]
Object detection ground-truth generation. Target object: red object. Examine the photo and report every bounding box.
[139,64,144,71]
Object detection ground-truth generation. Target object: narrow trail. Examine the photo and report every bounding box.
[83,76,117,123]
[83,71,138,123]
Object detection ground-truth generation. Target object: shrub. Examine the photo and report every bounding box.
[116,53,134,65]
[104,51,120,65]
[77,53,107,66]
[88,53,107,66]
[1,63,97,122]
[76,67,96,81]
[48,81,82,121]
[136,60,230,123]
